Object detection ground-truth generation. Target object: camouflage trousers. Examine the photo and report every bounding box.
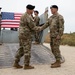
[50,37,61,61]
[35,32,40,43]
[15,33,32,66]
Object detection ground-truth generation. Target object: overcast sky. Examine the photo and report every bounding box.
[0,0,75,33]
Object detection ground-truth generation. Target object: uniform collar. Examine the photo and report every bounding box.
[53,13,59,16]
[25,12,31,17]
[25,12,34,21]
[52,13,59,18]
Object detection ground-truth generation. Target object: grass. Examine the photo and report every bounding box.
[44,32,75,46]
[61,33,75,46]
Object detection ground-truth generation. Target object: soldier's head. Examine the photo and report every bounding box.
[50,5,58,14]
[26,4,35,15]
[34,10,39,16]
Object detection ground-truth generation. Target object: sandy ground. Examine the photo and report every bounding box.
[0,43,75,75]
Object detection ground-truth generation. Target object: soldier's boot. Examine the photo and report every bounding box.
[24,55,34,69]
[51,60,61,68]
[13,61,23,69]
[51,57,65,65]
[0,43,2,45]
[51,61,61,65]
[24,65,34,70]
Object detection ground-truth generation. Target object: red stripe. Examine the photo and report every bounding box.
[14,17,21,20]
[1,23,20,25]
[14,13,23,15]
[1,25,19,28]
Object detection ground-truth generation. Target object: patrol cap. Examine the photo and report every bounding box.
[26,4,35,10]
[50,5,58,9]
[34,10,39,14]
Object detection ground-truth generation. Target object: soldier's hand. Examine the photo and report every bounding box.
[37,27,42,32]
[56,35,61,40]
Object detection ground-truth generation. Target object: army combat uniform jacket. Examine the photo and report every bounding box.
[19,12,39,39]
[41,13,64,38]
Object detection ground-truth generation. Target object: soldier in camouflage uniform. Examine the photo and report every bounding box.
[40,5,64,68]
[34,10,40,44]
[13,4,40,69]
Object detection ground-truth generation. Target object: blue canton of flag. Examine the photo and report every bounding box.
[1,12,14,20]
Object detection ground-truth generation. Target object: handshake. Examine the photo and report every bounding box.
[36,27,42,32]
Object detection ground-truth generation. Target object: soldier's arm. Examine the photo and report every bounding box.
[27,18,40,31]
[58,15,64,36]
[20,15,25,26]
[40,19,50,30]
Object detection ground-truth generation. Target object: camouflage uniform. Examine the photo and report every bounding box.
[34,16,40,43]
[15,12,39,66]
[41,13,64,61]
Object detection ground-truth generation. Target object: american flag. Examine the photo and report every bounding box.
[1,12,23,28]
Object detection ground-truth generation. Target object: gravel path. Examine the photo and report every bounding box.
[0,43,75,75]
